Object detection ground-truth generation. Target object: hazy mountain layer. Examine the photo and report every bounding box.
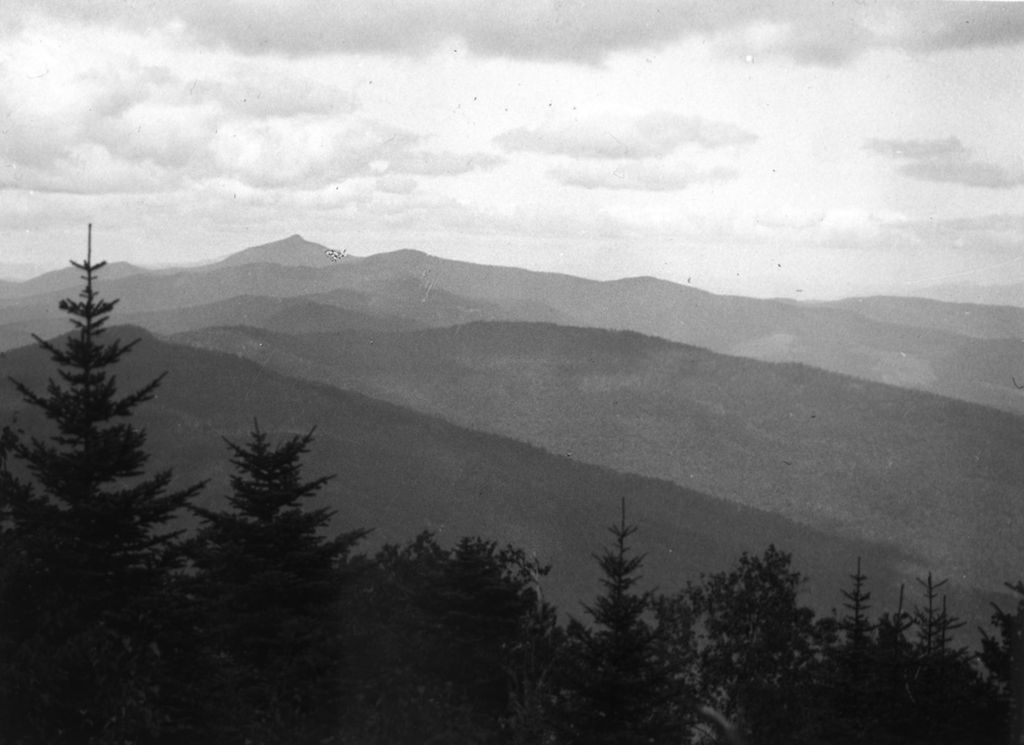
[2,241,1021,416]
[174,320,1024,596]
[0,326,911,619]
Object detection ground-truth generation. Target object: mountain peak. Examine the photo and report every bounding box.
[217,234,338,269]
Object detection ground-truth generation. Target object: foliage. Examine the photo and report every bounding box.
[685,545,834,745]
[0,240,204,743]
[343,532,556,744]
[554,500,688,745]
[188,423,368,744]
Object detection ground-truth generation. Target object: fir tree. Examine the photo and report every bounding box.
[829,557,877,741]
[0,226,204,743]
[555,499,682,745]
[189,422,368,744]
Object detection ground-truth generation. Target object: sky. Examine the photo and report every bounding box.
[1,1,1023,299]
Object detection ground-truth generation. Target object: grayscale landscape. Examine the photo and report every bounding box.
[1,2,1023,743]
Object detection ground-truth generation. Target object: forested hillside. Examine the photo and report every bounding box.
[172,320,1024,599]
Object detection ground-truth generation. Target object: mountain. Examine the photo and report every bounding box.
[196,247,1024,414]
[2,241,1022,414]
[823,295,1024,340]
[0,259,569,350]
[0,326,912,618]
[0,261,146,300]
[911,281,1024,308]
[122,295,425,336]
[213,234,350,268]
[0,262,54,281]
[174,320,1024,597]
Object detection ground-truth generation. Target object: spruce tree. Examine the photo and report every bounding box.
[0,226,204,743]
[189,423,368,744]
[556,499,681,745]
[830,557,877,741]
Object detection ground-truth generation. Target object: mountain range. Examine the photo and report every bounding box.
[0,325,907,617]
[1,233,1021,627]
[4,235,1021,414]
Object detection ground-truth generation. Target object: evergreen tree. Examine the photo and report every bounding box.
[0,228,204,743]
[873,584,917,743]
[555,499,683,745]
[825,557,878,742]
[905,573,994,745]
[188,423,368,744]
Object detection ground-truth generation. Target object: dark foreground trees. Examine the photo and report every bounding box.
[188,424,369,744]
[0,232,204,743]
[554,500,686,745]
[343,532,557,744]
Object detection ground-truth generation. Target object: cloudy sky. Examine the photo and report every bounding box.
[1,1,1023,298]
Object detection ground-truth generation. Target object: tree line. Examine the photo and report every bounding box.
[1,244,1022,744]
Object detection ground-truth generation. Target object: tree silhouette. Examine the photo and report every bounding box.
[189,422,368,744]
[0,226,204,743]
[686,545,829,745]
[555,499,682,745]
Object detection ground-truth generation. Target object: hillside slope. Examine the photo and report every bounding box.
[0,326,911,618]
[174,321,1024,594]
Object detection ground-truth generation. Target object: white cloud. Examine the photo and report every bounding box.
[6,1,1023,66]
[375,175,418,194]
[866,136,1024,189]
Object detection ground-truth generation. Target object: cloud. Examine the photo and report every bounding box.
[384,150,504,176]
[495,113,756,159]
[904,3,1024,53]
[0,21,499,193]
[0,144,176,194]
[866,137,1024,189]
[375,175,418,194]
[895,213,1024,253]
[551,161,737,191]
[864,137,963,160]
[188,68,357,119]
[7,1,1023,66]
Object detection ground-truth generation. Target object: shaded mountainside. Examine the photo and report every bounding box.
[123,295,425,336]
[0,326,915,620]
[173,321,1024,596]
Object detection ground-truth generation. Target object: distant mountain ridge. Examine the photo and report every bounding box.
[0,261,145,300]
[910,281,1024,308]
[2,237,1022,416]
